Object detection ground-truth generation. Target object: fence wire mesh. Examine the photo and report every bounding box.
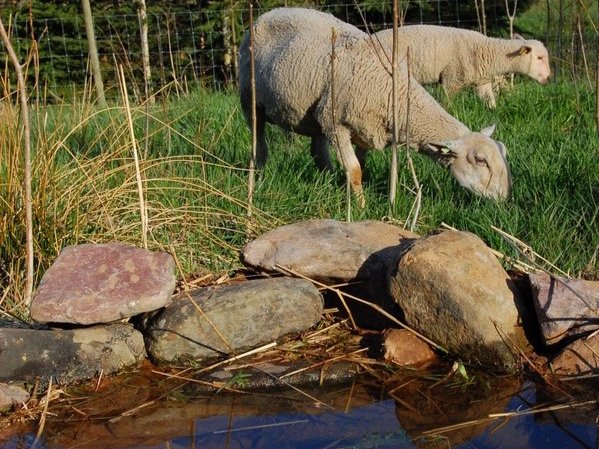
[1,1,597,101]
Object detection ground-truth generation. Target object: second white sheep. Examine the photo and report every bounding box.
[375,25,551,108]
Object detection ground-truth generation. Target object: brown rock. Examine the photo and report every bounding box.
[388,229,528,372]
[31,243,176,325]
[145,277,323,364]
[529,272,599,345]
[241,219,418,284]
[382,329,437,367]
[551,331,599,376]
[0,383,29,411]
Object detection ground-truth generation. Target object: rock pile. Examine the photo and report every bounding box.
[1,219,597,410]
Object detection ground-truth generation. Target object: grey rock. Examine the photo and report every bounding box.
[31,243,176,325]
[529,272,599,345]
[551,331,599,376]
[241,219,418,284]
[0,383,29,411]
[388,230,528,372]
[145,277,323,364]
[0,324,146,383]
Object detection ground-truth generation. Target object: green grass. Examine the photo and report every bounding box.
[1,79,597,319]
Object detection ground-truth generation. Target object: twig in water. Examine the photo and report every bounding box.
[31,377,53,449]
[278,347,368,379]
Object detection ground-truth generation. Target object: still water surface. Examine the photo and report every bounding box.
[2,370,597,449]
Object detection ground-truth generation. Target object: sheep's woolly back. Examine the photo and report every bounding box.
[239,8,469,148]
[375,25,549,88]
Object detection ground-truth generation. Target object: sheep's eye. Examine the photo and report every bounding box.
[475,156,488,167]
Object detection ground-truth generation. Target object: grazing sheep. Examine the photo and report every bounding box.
[375,25,551,108]
[239,8,512,206]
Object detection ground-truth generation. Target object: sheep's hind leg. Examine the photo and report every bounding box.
[254,107,269,168]
[310,134,333,171]
[331,128,365,208]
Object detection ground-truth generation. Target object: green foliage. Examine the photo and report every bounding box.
[1,72,597,319]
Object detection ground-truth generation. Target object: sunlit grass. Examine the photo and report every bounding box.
[1,79,597,320]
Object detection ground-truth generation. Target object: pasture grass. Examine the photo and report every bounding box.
[1,79,597,319]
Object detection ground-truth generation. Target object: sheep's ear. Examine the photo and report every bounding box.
[513,33,524,40]
[422,141,462,158]
[480,124,496,137]
[518,45,532,55]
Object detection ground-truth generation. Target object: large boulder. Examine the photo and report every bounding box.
[529,272,599,345]
[0,324,146,383]
[388,230,528,372]
[145,277,323,364]
[241,219,418,284]
[30,243,176,325]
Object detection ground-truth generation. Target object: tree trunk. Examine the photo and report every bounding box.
[137,0,153,104]
[81,0,107,108]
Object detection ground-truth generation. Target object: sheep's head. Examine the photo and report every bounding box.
[421,125,512,200]
[511,38,551,84]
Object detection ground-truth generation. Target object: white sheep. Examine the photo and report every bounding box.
[239,8,512,206]
[375,25,551,108]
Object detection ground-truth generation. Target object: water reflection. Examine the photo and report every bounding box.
[2,371,597,449]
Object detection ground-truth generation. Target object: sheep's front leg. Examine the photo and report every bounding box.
[330,128,365,208]
[310,134,333,171]
[475,83,497,108]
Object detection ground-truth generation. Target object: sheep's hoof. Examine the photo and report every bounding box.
[355,191,366,209]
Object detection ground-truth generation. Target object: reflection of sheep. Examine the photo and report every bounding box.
[239,8,511,206]
[375,25,551,108]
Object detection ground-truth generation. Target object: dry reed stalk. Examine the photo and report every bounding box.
[305,320,347,339]
[165,19,181,97]
[389,0,399,210]
[404,48,422,232]
[118,64,149,249]
[181,289,236,355]
[153,341,277,384]
[278,347,368,379]
[0,17,34,306]
[489,399,596,418]
[491,225,596,311]
[329,27,353,220]
[334,290,357,329]
[247,1,256,218]
[274,264,447,353]
[440,223,533,272]
[31,377,52,449]
[491,319,574,399]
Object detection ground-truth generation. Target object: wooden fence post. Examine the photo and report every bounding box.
[82,0,107,107]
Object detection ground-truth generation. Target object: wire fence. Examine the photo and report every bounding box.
[1,1,598,102]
